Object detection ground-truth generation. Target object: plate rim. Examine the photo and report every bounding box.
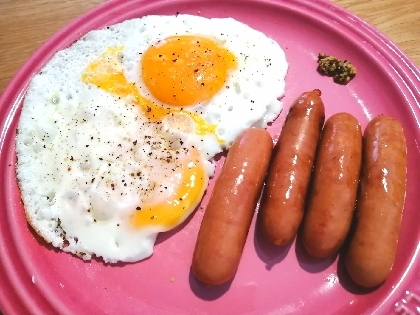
[1,0,419,314]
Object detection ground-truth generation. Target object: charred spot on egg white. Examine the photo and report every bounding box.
[141,35,237,106]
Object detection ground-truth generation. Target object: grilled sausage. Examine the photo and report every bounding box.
[345,115,407,288]
[192,128,273,285]
[302,113,362,257]
[260,89,325,246]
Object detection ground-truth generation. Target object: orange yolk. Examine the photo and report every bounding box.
[130,148,207,229]
[81,46,222,141]
[142,35,237,106]
[81,47,213,229]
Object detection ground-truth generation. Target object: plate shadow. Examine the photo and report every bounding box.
[188,270,232,301]
[253,214,292,270]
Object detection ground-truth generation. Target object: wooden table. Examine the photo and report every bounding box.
[0,0,419,95]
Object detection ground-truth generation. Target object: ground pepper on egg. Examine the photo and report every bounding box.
[16,14,288,263]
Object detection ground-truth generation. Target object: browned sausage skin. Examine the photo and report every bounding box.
[345,115,407,288]
[302,113,362,258]
[192,128,273,286]
[259,90,325,246]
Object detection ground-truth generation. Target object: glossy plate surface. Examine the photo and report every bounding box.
[0,0,419,314]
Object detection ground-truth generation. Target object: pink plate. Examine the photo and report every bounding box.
[1,0,419,314]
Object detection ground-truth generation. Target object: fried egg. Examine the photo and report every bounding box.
[16,15,288,263]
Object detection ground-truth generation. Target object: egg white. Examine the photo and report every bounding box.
[16,14,288,263]
[121,15,288,148]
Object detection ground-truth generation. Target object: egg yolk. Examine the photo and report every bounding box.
[142,35,237,106]
[81,47,212,229]
[130,148,207,229]
[81,46,222,141]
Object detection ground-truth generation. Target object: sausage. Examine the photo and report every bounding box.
[345,115,407,288]
[259,89,325,246]
[191,128,273,285]
[302,113,362,257]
